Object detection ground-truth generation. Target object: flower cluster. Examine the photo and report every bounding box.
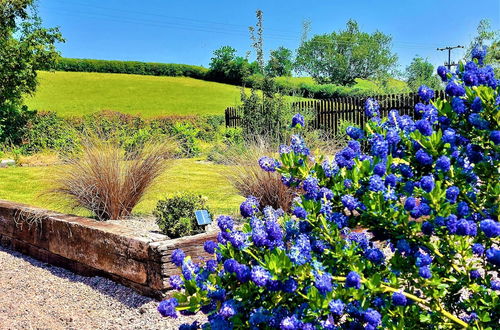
[158,50,499,329]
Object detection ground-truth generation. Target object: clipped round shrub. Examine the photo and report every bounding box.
[159,48,499,329]
[153,193,209,238]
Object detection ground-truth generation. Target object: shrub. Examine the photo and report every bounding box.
[53,138,173,220]
[52,58,208,79]
[153,193,209,238]
[159,50,499,328]
[171,122,200,158]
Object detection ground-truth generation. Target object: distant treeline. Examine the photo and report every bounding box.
[48,58,398,99]
[51,58,209,79]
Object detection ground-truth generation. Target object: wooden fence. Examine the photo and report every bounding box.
[225,90,446,136]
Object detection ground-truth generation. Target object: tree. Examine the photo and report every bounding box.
[0,0,64,142]
[265,46,293,77]
[465,19,498,59]
[295,19,397,85]
[207,45,257,85]
[404,56,441,91]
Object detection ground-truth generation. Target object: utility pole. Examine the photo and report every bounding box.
[437,45,464,70]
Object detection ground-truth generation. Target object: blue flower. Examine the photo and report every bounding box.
[329,299,345,316]
[472,243,484,255]
[471,97,482,112]
[229,231,249,250]
[435,155,451,172]
[468,113,489,130]
[314,272,333,295]
[365,248,385,265]
[280,315,301,330]
[346,126,364,140]
[415,119,433,136]
[239,197,259,218]
[223,258,239,273]
[368,175,385,192]
[259,156,279,172]
[485,248,500,266]
[283,278,298,293]
[457,201,470,217]
[392,292,407,306]
[291,113,305,127]
[437,65,448,81]
[373,162,386,176]
[421,221,434,235]
[470,270,481,279]
[363,308,381,326]
[370,134,389,158]
[491,280,500,291]
[416,149,433,165]
[365,98,380,118]
[292,206,307,219]
[219,299,238,319]
[399,164,414,178]
[170,275,183,290]
[451,97,467,114]
[415,252,432,267]
[420,175,435,192]
[171,249,185,267]
[206,259,218,272]
[345,271,361,289]
[471,45,487,64]
[249,307,270,326]
[480,219,500,238]
[490,130,500,145]
[445,81,465,97]
[217,215,235,231]
[341,195,359,211]
[404,197,417,211]
[442,128,457,145]
[418,85,435,102]
[419,266,432,279]
[158,298,178,318]
[251,265,271,286]
[204,241,217,254]
[385,174,398,187]
[446,186,459,203]
[303,176,320,199]
[289,234,311,265]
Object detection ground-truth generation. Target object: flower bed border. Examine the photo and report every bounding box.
[0,200,216,299]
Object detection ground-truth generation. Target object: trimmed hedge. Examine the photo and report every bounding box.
[51,58,208,79]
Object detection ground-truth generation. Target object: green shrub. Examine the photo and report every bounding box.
[153,193,209,238]
[171,122,200,158]
[52,58,208,79]
[21,111,78,154]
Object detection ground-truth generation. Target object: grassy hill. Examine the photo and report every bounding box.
[25,71,246,117]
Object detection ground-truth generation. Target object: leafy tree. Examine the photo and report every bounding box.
[295,19,397,85]
[265,46,293,77]
[404,56,441,91]
[465,19,498,59]
[0,0,64,142]
[207,45,257,85]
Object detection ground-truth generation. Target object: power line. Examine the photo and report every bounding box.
[436,45,464,70]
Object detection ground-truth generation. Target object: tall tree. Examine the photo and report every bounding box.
[0,0,64,142]
[295,19,397,85]
[265,46,293,77]
[207,46,256,85]
[404,56,441,91]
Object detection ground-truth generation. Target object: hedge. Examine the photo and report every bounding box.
[50,58,208,79]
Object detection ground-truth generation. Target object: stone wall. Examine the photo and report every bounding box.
[0,200,217,299]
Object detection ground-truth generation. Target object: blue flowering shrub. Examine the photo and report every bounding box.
[158,49,499,329]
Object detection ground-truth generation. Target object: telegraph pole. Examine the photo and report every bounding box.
[437,45,464,70]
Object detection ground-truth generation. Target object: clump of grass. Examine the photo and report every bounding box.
[224,139,296,211]
[52,137,174,220]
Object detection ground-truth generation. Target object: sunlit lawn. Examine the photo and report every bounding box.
[0,158,243,217]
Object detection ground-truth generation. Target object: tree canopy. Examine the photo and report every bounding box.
[265,46,293,77]
[404,56,441,92]
[295,19,397,85]
[207,45,258,85]
[0,0,64,141]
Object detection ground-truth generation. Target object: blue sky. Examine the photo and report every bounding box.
[38,0,500,72]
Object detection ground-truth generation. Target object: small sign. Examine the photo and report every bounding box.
[195,210,211,226]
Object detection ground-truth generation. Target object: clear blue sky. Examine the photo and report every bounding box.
[38,0,500,72]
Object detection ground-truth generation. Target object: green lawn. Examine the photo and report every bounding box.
[25,71,245,117]
[275,76,408,92]
[0,159,243,217]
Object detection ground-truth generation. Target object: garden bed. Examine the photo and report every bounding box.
[0,200,217,299]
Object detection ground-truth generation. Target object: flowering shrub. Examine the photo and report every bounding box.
[159,49,499,329]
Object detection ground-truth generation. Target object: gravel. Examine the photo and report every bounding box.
[0,245,205,329]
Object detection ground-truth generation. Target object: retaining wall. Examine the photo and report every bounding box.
[0,200,216,299]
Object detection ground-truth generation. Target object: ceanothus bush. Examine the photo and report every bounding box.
[158,48,499,329]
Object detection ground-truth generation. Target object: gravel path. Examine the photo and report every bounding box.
[0,245,205,330]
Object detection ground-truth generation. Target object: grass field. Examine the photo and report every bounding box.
[274,76,408,92]
[0,158,243,217]
[25,71,246,117]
